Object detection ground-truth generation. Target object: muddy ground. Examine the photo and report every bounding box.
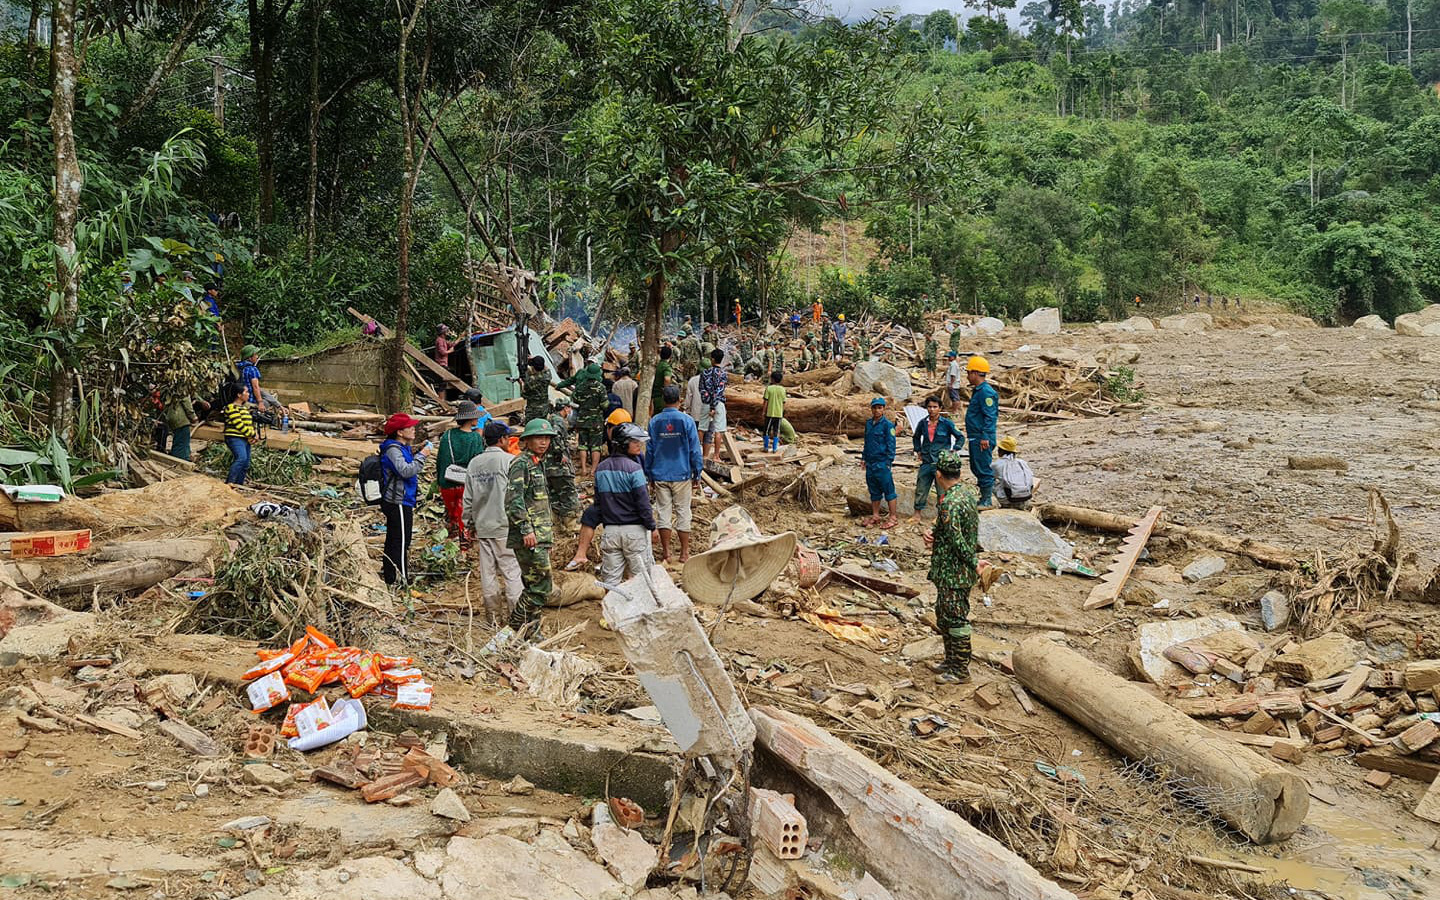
[3,310,1439,900]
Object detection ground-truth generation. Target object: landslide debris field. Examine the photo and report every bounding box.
[2,311,1439,900]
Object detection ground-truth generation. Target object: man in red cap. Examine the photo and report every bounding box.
[379,413,430,586]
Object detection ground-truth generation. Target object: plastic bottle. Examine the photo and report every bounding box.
[280,414,290,433]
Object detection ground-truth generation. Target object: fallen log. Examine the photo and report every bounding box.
[94,538,223,565]
[725,392,875,438]
[751,704,1077,900]
[1033,503,1298,570]
[50,557,190,596]
[1012,637,1308,843]
[193,424,374,461]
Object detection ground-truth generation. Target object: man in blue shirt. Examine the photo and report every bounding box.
[862,397,898,529]
[645,385,703,563]
[911,395,963,521]
[964,355,999,509]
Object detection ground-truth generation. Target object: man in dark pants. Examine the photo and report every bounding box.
[964,355,998,509]
[506,418,556,632]
[924,450,979,683]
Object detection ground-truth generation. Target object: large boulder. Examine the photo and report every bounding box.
[1121,316,1156,331]
[974,316,1005,335]
[977,510,1074,559]
[1352,314,1392,332]
[852,359,913,401]
[1395,305,1440,336]
[1158,312,1213,333]
[1020,307,1061,335]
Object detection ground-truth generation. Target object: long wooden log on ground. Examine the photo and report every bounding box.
[1034,503,1298,570]
[726,391,874,437]
[193,424,373,461]
[751,705,1078,900]
[50,557,190,596]
[1013,637,1308,843]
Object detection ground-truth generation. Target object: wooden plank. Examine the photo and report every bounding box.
[818,566,921,599]
[193,424,374,461]
[1329,666,1373,704]
[349,307,471,392]
[1084,506,1162,610]
[1355,750,1440,783]
[402,358,453,411]
[722,431,747,470]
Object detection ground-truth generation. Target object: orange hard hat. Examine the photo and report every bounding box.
[607,408,633,426]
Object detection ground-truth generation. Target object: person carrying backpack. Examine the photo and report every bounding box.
[379,413,430,587]
[993,436,1035,509]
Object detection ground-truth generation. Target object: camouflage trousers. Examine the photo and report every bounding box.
[508,544,553,631]
[546,465,579,520]
[935,583,974,674]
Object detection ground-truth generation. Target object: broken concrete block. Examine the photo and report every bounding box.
[591,821,656,891]
[1128,614,1244,686]
[602,566,755,765]
[977,510,1073,559]
[519,645,600,707]
[1182,555,1227,582]
[1272,633,1364,682]
[435,833,623,900]
[749,788,807,860]
[1396,720,1439,754]
[751,705,1077,900]
[430,787,471,822]
[1021,307,1061,334]
[0,595,95,664]
[241,764,293,789]
[1259,591,1291,632]
[503,775,535,796]
[852,360,913,401]
[746,844,797,897]
[901,635,943,661]
[1404,659,1440,692]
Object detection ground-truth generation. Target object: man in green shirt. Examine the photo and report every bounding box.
[521,355,552,424]
[545,400,579,528]
[651,345,675,415]
[506,418,556,633]
[924,450,979,684]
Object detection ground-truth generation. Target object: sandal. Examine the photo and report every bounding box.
[880,517,899,529]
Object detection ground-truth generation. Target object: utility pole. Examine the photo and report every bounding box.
[211,56,226,129]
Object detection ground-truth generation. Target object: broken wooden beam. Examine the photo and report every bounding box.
[193,424,374,461]
[1084,505,1162,610]
[348,307,471,394]
[750,704,1078,900]
[1013,637,1308,843]
[816,566,921,599]
[1033,503,1298,570]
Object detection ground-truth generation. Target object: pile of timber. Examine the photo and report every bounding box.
[990,361,1118,421]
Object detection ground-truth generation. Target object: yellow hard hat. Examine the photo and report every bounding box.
[837,313,845,321]
[966,355,990,373]
[606,408,632,426]
[997,435,1018,453]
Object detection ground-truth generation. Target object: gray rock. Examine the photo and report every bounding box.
[1020,307,1061,335]
[241,765,293,789]
[974,317,1005,335]
[591,821,656,892]
[1120,316,1155,331]
[272,793,453,849]
[1158,312,1213,333]
[1182,555,1227,583]
[851,360,913,401]
[436,833,624,900]
[1395,304,1440,336]
[977,510,1074,559]
[1352,314,1391,332]
[900,635,943,661]
[96,707,146,731]
[0,597,95,664]
[430,788,471,823]
[1260,591,1291,632]
[221,816,272,831]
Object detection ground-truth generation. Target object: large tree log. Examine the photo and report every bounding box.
[1012,637,1308,843]
[751,705,1077,900]
[726,391,875,437]
[50,557,190,597]
[1033,503,1298,570]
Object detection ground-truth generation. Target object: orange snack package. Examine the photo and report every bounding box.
[381,667,424,685]
[339,654,383,698]
[377,655,415,669]
[392,681,433,711]
[246,671,290,713]
[284,663,331,694]
[241,652,294,682]
[305,626,338,650]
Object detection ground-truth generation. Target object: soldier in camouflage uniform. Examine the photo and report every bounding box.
[820,318,834,360]
[699,325,717,363]
[545,400,579,527]
[923,335,938,376]
[856,330,872,362]
[947,327,963,358]
[506,418,556,633]
[521,356,551,424]
[676,326,700,382]
[925,450,979,683]
[557,360,608,478]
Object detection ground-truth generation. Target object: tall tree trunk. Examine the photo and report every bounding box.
[635,263,667,428]
[305,0,323,263]
[384,0,429,412]
[248,0,277,241]
[24,0,41,77]
[49,0,82,443]
[117,0,212,129]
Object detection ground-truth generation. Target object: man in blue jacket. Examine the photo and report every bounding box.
[911,395,963,521]
[964,355,999,509]
[862,396,898,529]
[645,385,703,563]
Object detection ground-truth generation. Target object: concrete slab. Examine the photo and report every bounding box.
[271,793,455,848]
[0,829,217,879]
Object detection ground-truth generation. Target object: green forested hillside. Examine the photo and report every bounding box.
[2,0,1438,469]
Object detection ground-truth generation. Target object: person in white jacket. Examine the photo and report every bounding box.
[992,435,1036,509]
[462,421,524,623]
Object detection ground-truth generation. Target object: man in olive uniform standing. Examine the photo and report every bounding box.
[677,326,701,382]
[558,360,608,477]
[545,400,579,529]
[947,326,963,359]
[923,334,938,376]
[856,329,871,362]
[924,450,978,683]
[521,356,551,424]
[506,418,556,633]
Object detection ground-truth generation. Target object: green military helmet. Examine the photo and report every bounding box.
[520,418,558,439]
[936,449,966,476]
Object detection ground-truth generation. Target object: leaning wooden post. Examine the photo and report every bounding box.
[1013,637,1309,843]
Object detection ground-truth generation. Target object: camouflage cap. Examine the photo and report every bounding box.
[936,450,966,477]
